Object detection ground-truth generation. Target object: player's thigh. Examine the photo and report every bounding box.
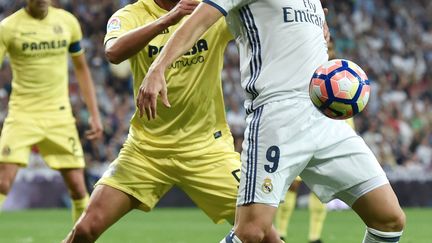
[238,101,316,207]
[38,118,85,169]
[178,147,240,224]
[97,138,174,212]
[77,184,139,233]
[301,121,387,204]
[0,116,44,165]
[351,183,405,230]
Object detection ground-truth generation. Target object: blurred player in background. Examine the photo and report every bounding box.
[63,0,254,242]
[139,0,406,243]
[0,0,103,223]
[274,42,354,243]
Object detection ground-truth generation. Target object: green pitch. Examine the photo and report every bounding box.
[0,208,430,243]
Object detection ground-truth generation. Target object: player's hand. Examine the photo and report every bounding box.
[165,0,200,25]
[323,8,331,44]
[85,116,103,140]
[136,66,171,120]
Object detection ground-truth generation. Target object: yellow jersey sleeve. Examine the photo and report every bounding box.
[66,12,84,56]
[104,8,139,45]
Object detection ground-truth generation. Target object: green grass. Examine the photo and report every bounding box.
[0,208,430,243]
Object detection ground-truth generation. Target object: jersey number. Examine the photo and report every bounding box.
[265,146,280,173]
[68,137,78,155]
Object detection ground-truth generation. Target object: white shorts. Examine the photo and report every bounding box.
[237,97,388,207]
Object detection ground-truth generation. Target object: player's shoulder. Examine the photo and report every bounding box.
[112,1,146,18]
[50,6,78,22]
[0,8,26,27]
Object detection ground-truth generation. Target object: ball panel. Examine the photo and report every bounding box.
[347,60,368,81]
[310,93,324,108]
[320,59,343,75]
[356,85,370,111]
[330,71,360,100]
[328,102,354,118]
[311,78,329,102]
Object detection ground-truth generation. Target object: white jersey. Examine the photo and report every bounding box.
[204,0,328,113]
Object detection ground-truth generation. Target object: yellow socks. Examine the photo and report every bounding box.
[308,193,327,241]
[275,190,297,238]
[0,193,6,212]
[71,194,89,223]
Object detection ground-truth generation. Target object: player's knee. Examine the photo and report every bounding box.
[236,223,266,242]
[71,225,95,243]
[374,209,406,232]
[71,212,105,242]
[389,210,406,231]
[0,176,13,194]
[71,220,99,242]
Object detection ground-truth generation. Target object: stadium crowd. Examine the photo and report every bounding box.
[0,0,431,181]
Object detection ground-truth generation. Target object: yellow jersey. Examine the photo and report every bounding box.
[105,0,234,156]
[0,7,83,116]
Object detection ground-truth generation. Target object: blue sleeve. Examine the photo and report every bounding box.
[203,0,228,16]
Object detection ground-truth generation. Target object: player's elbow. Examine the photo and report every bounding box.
[104,47,123,65]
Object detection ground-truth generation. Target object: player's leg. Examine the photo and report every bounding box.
[0,163,20,210]
[221,101,315,243]
[63,184,139,243]
[349,184,405,243]
[274,179,300,241]
[301,118,405,243]
[64,137,173,242]
[39,118,89,223]
[308,192,326,243]
[60,168,90,222]
[0,116,42,211]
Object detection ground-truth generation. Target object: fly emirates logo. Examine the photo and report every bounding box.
[282,0,324,28]
[148,39,208,69]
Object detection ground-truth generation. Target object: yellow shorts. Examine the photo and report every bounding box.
[97,135,241,224]
[0,114,84,169]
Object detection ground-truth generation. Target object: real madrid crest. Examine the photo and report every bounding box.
[262,178,273,194]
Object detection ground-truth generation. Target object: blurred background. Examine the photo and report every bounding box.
[0,0,431,211]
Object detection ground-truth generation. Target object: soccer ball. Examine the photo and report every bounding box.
[309,59,370,120]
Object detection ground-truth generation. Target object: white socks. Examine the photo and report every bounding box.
[362,227,403,243]
[220,231,243,243]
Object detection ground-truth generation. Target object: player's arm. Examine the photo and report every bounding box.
[71,53,103,140]
[105,0,199,64]
[68,13,103,140]
[136,3,223,120]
